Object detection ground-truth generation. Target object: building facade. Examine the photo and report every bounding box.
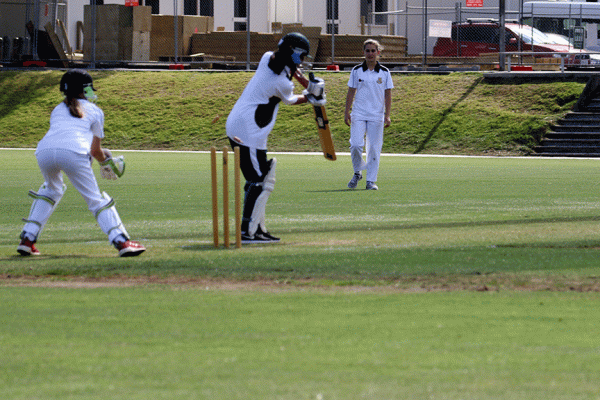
[0,0,558,59]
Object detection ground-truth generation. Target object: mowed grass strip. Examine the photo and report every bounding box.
[2,149,600,288]
[2,151,600,400]
[1,286,600,400]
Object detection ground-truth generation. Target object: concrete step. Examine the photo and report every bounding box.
[534,152,600,157]
[544,131,600,139]
[540,138,600,146]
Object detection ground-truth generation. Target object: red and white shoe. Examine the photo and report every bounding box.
[17,238,41,256]
[116,240,146,257]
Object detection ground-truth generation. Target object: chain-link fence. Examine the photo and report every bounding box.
[1,0,598,71]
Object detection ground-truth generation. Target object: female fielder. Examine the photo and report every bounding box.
[226,32,326,243]
[344,39,394,190]
[17,69,145,257]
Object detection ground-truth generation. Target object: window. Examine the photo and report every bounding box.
[453,26,499,44]
[374,0,387,25]
[235,0,246,18]
[200,0,213,16]
[234,0,246,31]
[326,0,339,34]
[184,0,197,15]
[142,0,159,14]
[184,0,213,16]
[361,0,387,25]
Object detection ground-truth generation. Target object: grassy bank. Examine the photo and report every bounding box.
[0,70,584,155]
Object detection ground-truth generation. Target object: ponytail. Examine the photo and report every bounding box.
[64,96,84,118]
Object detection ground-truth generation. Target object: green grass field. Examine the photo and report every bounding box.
[0,70,584,155]
[2,149,600,399]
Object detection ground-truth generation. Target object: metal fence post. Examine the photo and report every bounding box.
[91,0,96,68]
[422,0,427,66]
[246,0,250,71]
[499,0,505,71]
[330,0,335,65]
[174,0,179,64]
[33,0,41,61]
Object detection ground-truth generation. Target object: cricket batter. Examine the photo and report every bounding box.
[226,32,326,243]
[345,39,394,190]
[17,69,145,257]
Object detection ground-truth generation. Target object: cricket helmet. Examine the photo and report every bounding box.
[60,69,96,100]
[278,32,310,64]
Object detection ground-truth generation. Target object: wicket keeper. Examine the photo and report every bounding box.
[17,69,145,257]
[226,32,326,243]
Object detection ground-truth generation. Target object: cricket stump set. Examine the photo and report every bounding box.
[210,146,242,249]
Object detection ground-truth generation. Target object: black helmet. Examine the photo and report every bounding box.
[60,69,95,97]
[278,32,310,64]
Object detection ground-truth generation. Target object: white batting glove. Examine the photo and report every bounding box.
[307,77,325,97]
[100,158,118,180]
[303,90,327,107]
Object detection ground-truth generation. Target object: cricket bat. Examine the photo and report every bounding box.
[294,71,337,161]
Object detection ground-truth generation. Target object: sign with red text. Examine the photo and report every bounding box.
[466,0,483,7]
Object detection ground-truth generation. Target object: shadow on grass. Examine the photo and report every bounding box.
[307,189,368,193]
[4,214,600,251]
[3,254,91,261]
[0,72,59,119]
[291,214,600,234]
[414,77,483,154]
[181,243,282,251]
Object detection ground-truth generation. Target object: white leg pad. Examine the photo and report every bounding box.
[249,158,276,235]
[102,192,129,239]
[22,183,66,239]
[95,193,128,243]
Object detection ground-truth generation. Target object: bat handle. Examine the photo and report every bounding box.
[294,70,309,89]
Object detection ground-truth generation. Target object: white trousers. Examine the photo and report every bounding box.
[23,148,124,243]
[349,119,384,183]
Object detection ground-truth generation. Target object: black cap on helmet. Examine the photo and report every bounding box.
[60,69,95,96]
[278,32,310,63]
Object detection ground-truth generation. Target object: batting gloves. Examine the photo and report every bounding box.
[100,158,118,180]
[303,89,327,106]
[307,77,325,97]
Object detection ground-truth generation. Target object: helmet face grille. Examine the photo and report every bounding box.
[278,32,310,57]
[60,69,95,96]
[291,47,306,64]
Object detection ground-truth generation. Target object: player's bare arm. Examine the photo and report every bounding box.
[384,88,392,128]
[90,136,106,162]
[345,88,356,126]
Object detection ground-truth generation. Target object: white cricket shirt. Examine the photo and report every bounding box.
[348,61,394,122]
[36,100,105,155]
[226,51,299,150]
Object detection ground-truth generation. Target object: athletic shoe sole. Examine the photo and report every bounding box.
[347,174,363,189]
[117,241,146,257]
[241,234,279,244]
[119,248,146,257]
[17,245,40,256]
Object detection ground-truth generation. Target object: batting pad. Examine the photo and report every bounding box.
[22,183,66,239]
[96,192,129,242]
[248,158,276,235]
